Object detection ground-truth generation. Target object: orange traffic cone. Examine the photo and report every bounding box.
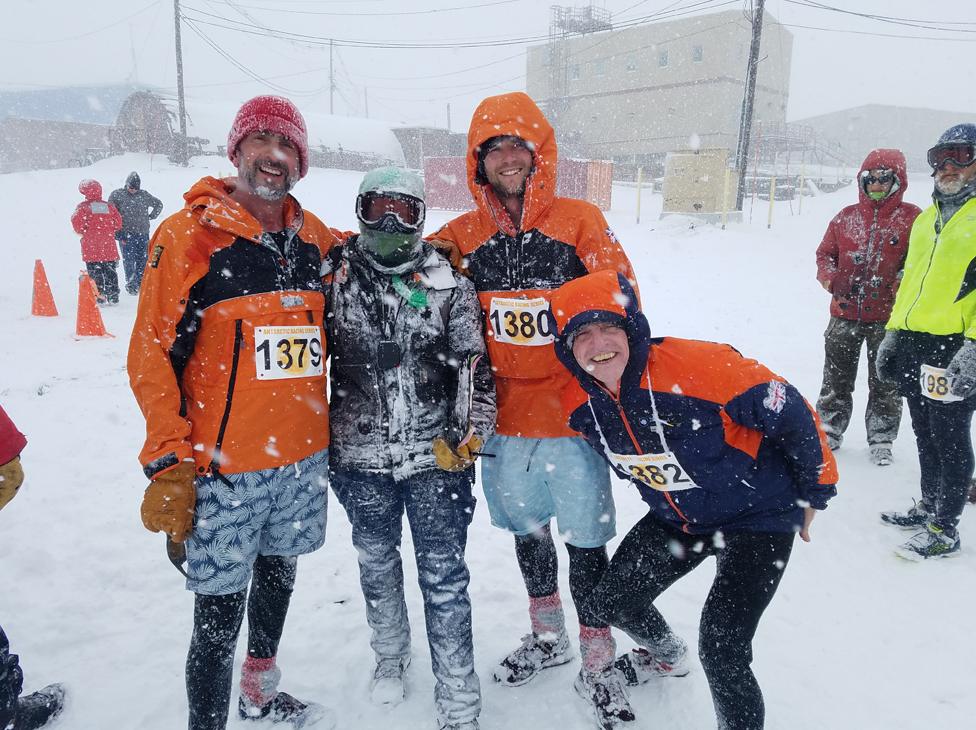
[75,273,112,338]
[31,259,59,316]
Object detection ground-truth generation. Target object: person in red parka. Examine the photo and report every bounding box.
[815,148,921,465]
[70,179,122,305]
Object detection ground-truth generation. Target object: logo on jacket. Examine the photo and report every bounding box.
[763,381,787,413]
[149,245,164,268]
[281,294,306,308]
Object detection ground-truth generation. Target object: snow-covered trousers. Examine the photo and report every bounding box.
[330,466,481,727]
[0,625,24,730]
[85,261,119,304]
[585,513,795,730]
[816,317,902,446]
[905,392,976,531]
[186,555,297,730]
[117,230,149,294]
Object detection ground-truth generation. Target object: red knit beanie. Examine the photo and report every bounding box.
[227,95,309,178]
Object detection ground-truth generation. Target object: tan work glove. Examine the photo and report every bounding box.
[432,435,483,472]
[0,456,25,511]
[427,238,469,277]
[141,462,197,543]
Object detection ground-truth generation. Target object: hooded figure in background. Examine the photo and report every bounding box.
[550,270,838,730]
[814,148,921,465]
[109,171,163,295]
[70,179,122,305]
[324,167,494,730]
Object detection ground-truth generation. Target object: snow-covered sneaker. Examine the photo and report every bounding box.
[438,720,479,730]
[895,523,961,561]
[869,445,893,466]
[826,433,842,451]
[613,647,689,686]
[239,691,332,728]
[370,656,410,706]
[573,667,636,729]
[15,683,65,730]
[880,500,930,530]
[493,630,572,686]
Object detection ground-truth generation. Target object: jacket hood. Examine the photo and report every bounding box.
[857,148,908,209]
[79,179,102,201]
[466,92,556,231]
[551,270,649,397]
[182,176,305,243]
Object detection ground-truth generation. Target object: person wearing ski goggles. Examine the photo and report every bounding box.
[877,123,976,560]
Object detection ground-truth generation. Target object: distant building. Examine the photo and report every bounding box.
[525,8,792,177]
[790,104,974,172]
[393,127,466,170]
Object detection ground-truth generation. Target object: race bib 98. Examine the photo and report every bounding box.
[609,451,700,492]
[488,297,554,347]
[919,363,962,403]
[254,326,323,380]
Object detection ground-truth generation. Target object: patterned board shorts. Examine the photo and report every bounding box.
[185,448,329,595]
[480,435,615,548]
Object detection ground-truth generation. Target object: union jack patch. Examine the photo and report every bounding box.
[763,380,787,413]
[605,227,619,245]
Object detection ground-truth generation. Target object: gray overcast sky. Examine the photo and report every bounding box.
[3,0,975,130]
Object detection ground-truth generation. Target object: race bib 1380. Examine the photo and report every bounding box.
[254,325,323,380]
[488,297,554,347]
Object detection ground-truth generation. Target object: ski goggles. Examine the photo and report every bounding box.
[927,143,976,171]
[861,170,894,186]
[356,191,425,233]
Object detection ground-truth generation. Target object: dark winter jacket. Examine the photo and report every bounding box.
[109,185,163,236]
[71,180,122,263]
[0,404,26,465]
[816,149,921,322]
[325,236,495,479]
[551,271,838,534]
[0,625,24,730]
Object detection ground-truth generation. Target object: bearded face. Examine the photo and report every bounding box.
[233,131,300,201]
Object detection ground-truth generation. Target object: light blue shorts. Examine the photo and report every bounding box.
[185,448,329,595]
[480,435,615,548]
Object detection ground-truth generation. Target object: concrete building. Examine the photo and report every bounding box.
[791,105,974,173]
[525,8,792,176]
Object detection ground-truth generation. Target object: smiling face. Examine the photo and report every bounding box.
[571,322,629,394]
[233,130,300,201]
[482,138,534,200]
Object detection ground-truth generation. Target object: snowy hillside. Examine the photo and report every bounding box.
[1,153,974,730]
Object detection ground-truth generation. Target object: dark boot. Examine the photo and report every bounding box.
[15,684,65,730]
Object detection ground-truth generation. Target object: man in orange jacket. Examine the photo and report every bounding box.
[431,92,638,714]
[128,96,340,730]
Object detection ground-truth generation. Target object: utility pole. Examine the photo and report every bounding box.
[734,0,765,211]
[329,39,335,114]
[446,103,451,131]
[173,0,189,165]
[364,88,369,118]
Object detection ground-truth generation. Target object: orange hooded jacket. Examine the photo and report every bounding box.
[432,92,637,437]
[128,176,340,479]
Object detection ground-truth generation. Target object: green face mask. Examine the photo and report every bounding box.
[868,190,887,201]
[362,230,414,258]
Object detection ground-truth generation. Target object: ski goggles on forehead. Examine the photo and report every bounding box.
[861,170,894,185]
[356,191,425,230]
[927,143,976,170]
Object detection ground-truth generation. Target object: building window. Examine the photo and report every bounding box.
[570,64,580,80]
[658,49,669,67]
[594,59,606,77]
[625,53,638,72]
[692,45,703,63]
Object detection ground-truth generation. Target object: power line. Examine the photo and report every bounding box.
[200,0,520,16]
[0,1,160,44]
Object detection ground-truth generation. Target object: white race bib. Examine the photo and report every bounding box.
[488,297,554,347]
[919,363,962,403]
[608,451,700,492]
[254,326,324,380]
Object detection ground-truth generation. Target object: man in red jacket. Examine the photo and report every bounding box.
[815,148,921,465]
[70,179,122,305]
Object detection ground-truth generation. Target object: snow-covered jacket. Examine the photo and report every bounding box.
[71,180,122,263]
[432,92,636,438]
[108,187,163,235]
[551,271,838,534]
[325,236,495,479]
[816,149,921,322]
[128,176,340,479]
[0,404,26,465]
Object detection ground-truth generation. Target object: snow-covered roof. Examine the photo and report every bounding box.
[0,84,155,125]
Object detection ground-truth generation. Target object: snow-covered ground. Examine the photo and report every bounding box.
[1,153,974,730]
